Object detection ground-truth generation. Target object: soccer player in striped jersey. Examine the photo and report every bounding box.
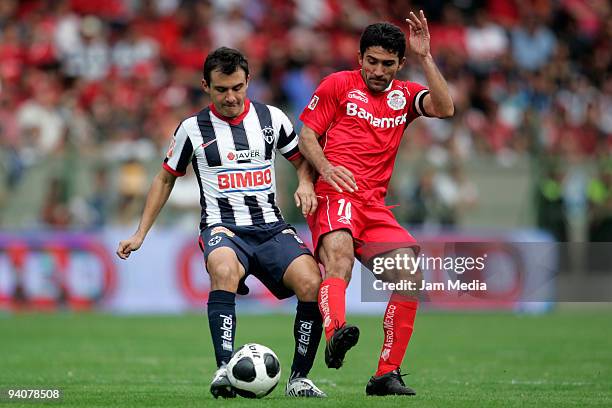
[117,47,326,398]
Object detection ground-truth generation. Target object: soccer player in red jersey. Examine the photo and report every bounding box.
[298,11,454,396]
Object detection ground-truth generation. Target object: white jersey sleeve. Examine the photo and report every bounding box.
[163,121,194,176]
[269,106,300,161]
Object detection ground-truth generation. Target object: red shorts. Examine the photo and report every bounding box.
[306,192,418,262]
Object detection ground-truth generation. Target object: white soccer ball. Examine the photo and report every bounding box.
[226,343,281,398]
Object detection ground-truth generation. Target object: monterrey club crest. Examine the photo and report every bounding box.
[387,90,406,110]
[208,236,222,247]
[262,126,275,145]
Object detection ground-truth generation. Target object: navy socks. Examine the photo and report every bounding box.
[290,301,323,379]
[207,290,237,367]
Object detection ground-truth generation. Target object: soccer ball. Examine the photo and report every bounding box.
[226,343,281,398]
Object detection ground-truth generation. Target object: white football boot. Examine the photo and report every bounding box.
[285,377,327,397]
[210,364,236,399]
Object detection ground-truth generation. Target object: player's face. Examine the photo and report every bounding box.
[202,69,249,118]
[359,46,405,93]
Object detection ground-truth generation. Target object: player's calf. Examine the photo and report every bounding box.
[367,248,420,382]
[283,254,322,302]
[319,230,355,282]
[373,247,423,300]
[282,252,325,387]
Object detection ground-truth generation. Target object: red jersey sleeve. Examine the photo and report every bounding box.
[404,81,431,118]
[299,73,342,136]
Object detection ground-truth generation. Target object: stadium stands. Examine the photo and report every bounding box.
[0,0,610,241]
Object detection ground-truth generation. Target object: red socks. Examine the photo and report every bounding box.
[375,293,418,377]
[318,277,347,341]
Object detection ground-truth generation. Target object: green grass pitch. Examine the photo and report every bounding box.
[1,310,611,407]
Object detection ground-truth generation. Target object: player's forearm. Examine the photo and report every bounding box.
[298,127,332,175]
[291,156,316,185]
[419,54,454,118]
[134,170,176,239]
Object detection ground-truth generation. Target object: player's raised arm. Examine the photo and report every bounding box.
[406,10,454,118]
[298,125,358,193]
[116,168,177,259]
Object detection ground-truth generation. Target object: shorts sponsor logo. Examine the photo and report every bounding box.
[308,95,319,110]
[261,126,275,145]
[348,89,369,104]
[211,226,235,237]
[217,166,273,192]
[346,102,407,128]
[208,236,222,247]
[226,149,260,161]
[387,90,406,110]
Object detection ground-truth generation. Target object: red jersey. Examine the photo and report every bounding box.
[300,70,429,203]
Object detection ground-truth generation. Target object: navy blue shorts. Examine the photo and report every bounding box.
[199,221,313,300]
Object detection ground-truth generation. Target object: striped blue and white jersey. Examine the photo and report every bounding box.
[163,99,300,230]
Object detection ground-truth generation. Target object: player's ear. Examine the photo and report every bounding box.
[398,56,406,71]
[357,51,363,66]
[201,79,210,94]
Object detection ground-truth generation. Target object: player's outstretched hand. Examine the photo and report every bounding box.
[321,164,358,193]
[406,10,430,58]
[116,234,144,260]
[294,182,318,217]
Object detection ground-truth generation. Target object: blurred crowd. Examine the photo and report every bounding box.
[0,0,610,239]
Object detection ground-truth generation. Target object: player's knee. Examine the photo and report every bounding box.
[321,233,354,281]
[207,260,242,289]
[293,276,321,302]
[322,231,353,255]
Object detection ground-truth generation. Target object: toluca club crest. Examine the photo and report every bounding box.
[387,90,406,110]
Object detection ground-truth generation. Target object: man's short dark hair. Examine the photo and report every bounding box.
[203,47,249,85]
[359,22,406,60]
